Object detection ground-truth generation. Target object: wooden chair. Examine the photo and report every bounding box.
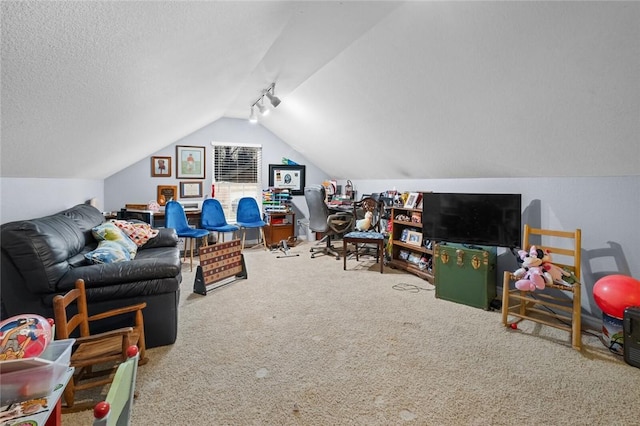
[501,225,582,350]
[53,279,148,412]
[93,345,140,426]
[343,197,386,273]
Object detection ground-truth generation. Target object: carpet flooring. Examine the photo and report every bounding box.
[63,241,640,425]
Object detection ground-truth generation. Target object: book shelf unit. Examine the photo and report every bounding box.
[388,205,434,283]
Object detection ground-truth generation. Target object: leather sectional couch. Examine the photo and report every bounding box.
[1,204,182,348]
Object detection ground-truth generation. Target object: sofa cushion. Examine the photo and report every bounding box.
[92,222,138,259]
[60,204,106,244]
[85,240,132,264]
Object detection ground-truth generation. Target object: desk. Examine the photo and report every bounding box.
[118,209,202,228]
[1,367,74,426]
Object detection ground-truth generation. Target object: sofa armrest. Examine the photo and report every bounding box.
[139,227,178,250]
[58,257,181,291]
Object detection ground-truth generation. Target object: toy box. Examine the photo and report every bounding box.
[0,338,74,406]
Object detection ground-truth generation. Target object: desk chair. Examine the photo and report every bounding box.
[201,198,239,243]
[304,185,354,259]
[165,200,209,271]
[93,345,140,426]
[501,225,582,350]
[343,197,386,273]
[53,279,147,412]
[236,197,267,250]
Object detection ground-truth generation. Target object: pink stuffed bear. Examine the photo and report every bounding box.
[513,246,552,291]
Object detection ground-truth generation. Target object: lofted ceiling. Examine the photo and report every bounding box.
[1,1,639,181]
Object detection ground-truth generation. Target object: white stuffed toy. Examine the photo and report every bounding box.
[355,211,373,231]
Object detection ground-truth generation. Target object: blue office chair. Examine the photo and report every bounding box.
[236,197,267,250]
[164,201,209,271]
[201,198,239,243]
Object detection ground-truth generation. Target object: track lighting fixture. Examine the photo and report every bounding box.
[248,82,281,122]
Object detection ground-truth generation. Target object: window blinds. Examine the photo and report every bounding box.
[211,143,262,221]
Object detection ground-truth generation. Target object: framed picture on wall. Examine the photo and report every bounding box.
[268,164,306,196]
[151,156,171,177]
[157,185,177,205]
[179,181,203,198]
[176,145,205,179]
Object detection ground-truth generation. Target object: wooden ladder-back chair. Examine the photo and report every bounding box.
[501,225,582,350]
[53,279,148,412]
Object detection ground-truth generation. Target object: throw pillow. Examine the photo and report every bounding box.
[92,222,138,259]
[84,240,131,264]
[111,219,160,247]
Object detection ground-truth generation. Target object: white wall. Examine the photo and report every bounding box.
[0,177,103,223]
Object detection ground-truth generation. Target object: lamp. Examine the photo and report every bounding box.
[264,83,281,107]
[249,106,258,123]
[248,82,281,122]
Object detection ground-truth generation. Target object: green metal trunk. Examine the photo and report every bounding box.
[434,243,497,310]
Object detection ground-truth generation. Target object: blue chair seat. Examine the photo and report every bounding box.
[344,231,384,240]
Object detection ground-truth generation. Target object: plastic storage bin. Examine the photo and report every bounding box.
[0,338,75,406]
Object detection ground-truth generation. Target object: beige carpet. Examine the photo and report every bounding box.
[64,241,639,425]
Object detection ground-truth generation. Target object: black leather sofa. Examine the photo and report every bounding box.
[1,204,182,348]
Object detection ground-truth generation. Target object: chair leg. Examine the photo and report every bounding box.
[241,229,246,250]
[189,237,194,272]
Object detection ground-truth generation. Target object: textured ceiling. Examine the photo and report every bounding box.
[2,1,639,180]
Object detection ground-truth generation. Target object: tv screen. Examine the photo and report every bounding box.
[422,193,522,248]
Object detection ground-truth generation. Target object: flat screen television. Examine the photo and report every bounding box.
[422,192,522,248]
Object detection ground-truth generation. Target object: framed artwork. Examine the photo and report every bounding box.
[151,156,171,177]
[180,181,203,198]
[176,145,205,179]
[157,185,177,205]
[268,164,306,196]
[406,230,423,246]
[404,192,419,209]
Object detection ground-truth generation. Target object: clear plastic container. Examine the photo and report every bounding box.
[0,338,75,406]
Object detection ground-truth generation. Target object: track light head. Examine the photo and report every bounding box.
[265,90,281,108]
[256,97,269,115]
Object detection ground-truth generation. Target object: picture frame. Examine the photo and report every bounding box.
[180,181,203,198]
[404,192,419,209]
[151,156,171,177]
[406,230,423,246]
[268,164,306,196]
[400,228,409,242]
[157,185,177,205]
[176,145,205,179]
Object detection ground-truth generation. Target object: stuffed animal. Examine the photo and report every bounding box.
[355,211,373,231]
[513,246,552,291]
[539,249,572,284]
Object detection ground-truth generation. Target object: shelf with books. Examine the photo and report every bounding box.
[388,204,434,283]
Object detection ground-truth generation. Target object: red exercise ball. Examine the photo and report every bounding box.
[593,274,640,319]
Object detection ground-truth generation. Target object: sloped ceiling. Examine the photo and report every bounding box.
[2,1,639,180]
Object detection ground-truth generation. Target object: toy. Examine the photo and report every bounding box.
[513,246,552,291]
[0,314,52,360]
[538,248,572,284]
[593,274,640,319]
[355,211,373,231]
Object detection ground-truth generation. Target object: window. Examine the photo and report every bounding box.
[211,142,262,221]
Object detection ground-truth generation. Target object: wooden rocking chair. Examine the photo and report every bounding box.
[53,279,148,412]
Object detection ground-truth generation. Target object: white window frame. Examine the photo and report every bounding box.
[211,142,262,222]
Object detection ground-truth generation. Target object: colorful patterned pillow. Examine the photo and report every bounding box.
[111,220,160,247]
[84,240,131,264]
[92,222,138,259]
